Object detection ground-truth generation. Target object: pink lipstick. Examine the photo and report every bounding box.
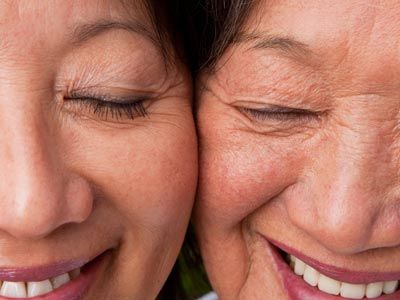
[0,250,110,300]
[259,234,400,300]
[269,238,400,284]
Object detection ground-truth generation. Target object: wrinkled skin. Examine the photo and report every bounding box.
[0,1,197,299]
[196,1,400,299]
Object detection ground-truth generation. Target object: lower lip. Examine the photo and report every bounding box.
[0,251,111,300]
[260,236,400,300]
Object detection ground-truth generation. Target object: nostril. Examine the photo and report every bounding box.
[286,200,377,254]
[0,173,94,240]
[0,104,95,240]
[64,175,94,224]
[0,215,58,240]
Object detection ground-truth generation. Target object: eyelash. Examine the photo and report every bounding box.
[241,107,320,122]
[64,93,148,121]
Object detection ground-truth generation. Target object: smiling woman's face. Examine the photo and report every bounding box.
[196,0,400,299]
[0,1,197,299]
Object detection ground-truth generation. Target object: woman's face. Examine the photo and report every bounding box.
[0,1,196,299]
[196,1,400,299]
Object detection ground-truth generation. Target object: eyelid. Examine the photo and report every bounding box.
[67,89,151,104]
[244,105,316,114]
[238,105,323,122]
[63,90,151,122]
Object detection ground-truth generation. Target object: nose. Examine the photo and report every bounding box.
[0,99,93,240]
[286,115,400,254]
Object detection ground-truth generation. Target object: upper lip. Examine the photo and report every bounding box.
[0,260,87,283]
[0,250,106,282]
[266,237,400,284]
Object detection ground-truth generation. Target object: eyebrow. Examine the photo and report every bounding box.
[235,32,314,61]
[71,19,160,48]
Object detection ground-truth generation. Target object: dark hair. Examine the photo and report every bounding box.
[141,0,197,72]
[146,0,254,71]
[189,0,255,71]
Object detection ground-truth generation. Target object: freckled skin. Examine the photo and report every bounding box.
[0,1,197,300]
[195,1,400,299]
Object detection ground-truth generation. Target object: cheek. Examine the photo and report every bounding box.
[61,118,198,232]
[198,118,307,228]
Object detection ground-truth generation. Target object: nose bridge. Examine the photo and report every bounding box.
[334,121,393,200]
[0,98,63,236]
[295,119,400,253]
[0,97,92,239]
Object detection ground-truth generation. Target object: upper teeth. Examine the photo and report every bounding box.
[289,254,399,299]
[0,267,80,298]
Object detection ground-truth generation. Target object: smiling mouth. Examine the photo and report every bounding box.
[0,267,81,298]
[260,235,400,300]
[0,250,110,300]
[285,253,399,299]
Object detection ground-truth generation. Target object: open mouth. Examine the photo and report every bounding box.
[283,252,399,299]
[260,235,400,300]
[0,250,110,300]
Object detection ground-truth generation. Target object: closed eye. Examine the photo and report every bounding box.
[240,106,320,122]
[64,91,150,121]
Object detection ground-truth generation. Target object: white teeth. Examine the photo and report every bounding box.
[303,265,319,287]
[51,273,70,289]
[1,281,27,298]
[318,274,340,295]
[290,254,399,299]
[294,258,306,276]
[340,283,366,299]
[366,282,383,298]
[383,280,399,294]
[0,267,80,298]
[27,280,53,297]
